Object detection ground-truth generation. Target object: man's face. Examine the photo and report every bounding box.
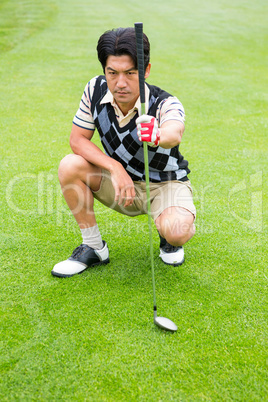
[105,54,151,115]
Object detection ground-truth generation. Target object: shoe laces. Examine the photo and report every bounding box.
[71,244,88,259]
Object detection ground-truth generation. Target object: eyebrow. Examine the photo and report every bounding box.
[106,67,137,72]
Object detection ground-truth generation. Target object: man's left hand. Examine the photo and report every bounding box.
[136,115,160,147]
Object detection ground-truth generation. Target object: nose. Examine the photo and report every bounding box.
[117,73,127,88]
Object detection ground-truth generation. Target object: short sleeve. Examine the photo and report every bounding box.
[156,97,185,127]
[73,77,98,130]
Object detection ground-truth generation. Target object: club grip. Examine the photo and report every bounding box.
[135,22,145,105]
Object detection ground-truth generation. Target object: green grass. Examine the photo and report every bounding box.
[0,0,267,400]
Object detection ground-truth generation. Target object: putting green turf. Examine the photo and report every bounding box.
[0,0,267,400]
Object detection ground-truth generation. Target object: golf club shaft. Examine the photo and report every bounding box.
[144,143,157,317]
[135,22,157,312]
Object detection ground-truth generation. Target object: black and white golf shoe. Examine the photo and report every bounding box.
[51,241,109,278]
[159,235,184,266]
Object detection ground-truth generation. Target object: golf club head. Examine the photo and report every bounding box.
[154,316,178,332]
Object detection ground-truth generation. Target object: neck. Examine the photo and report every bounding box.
[115,98,139,116]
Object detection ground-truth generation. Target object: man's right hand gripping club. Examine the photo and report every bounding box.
[136,115,161,147]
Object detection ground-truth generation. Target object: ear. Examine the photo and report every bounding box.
[144,63,151,79]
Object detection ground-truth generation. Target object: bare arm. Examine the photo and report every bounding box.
[70,124,135,206]
[158,120,185,149]
[70,124,118,172]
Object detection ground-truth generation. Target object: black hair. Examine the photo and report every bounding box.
[97,27,150,72]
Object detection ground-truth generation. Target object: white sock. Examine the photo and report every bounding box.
[81,225,103,250]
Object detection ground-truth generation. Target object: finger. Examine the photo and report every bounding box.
[113,185,120,203]
[120,185,135,207]
[140,116,151,123]
[123,186,136,207]
[136,115,151,124]
[140,127,150,132]
[117,188,123,205]
[124,198,133,207]
[118,184,129,206]
[131,186,136,200]
[124,190,134,206]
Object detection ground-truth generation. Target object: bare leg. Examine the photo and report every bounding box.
[155,206,195,246]
[58,154,102,229]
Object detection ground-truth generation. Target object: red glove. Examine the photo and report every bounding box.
[136,115,160,147]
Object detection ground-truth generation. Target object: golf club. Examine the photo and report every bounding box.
[135,22,178,332]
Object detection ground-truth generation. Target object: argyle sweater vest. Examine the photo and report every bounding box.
[91,75,189,182]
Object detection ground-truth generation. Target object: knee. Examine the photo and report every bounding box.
[159,216,195,247]
[165,223,195,246]
[58,154,85,184]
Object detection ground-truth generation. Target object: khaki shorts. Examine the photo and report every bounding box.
[93,170,196,221]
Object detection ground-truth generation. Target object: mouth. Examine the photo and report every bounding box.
[116,91,129,96]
